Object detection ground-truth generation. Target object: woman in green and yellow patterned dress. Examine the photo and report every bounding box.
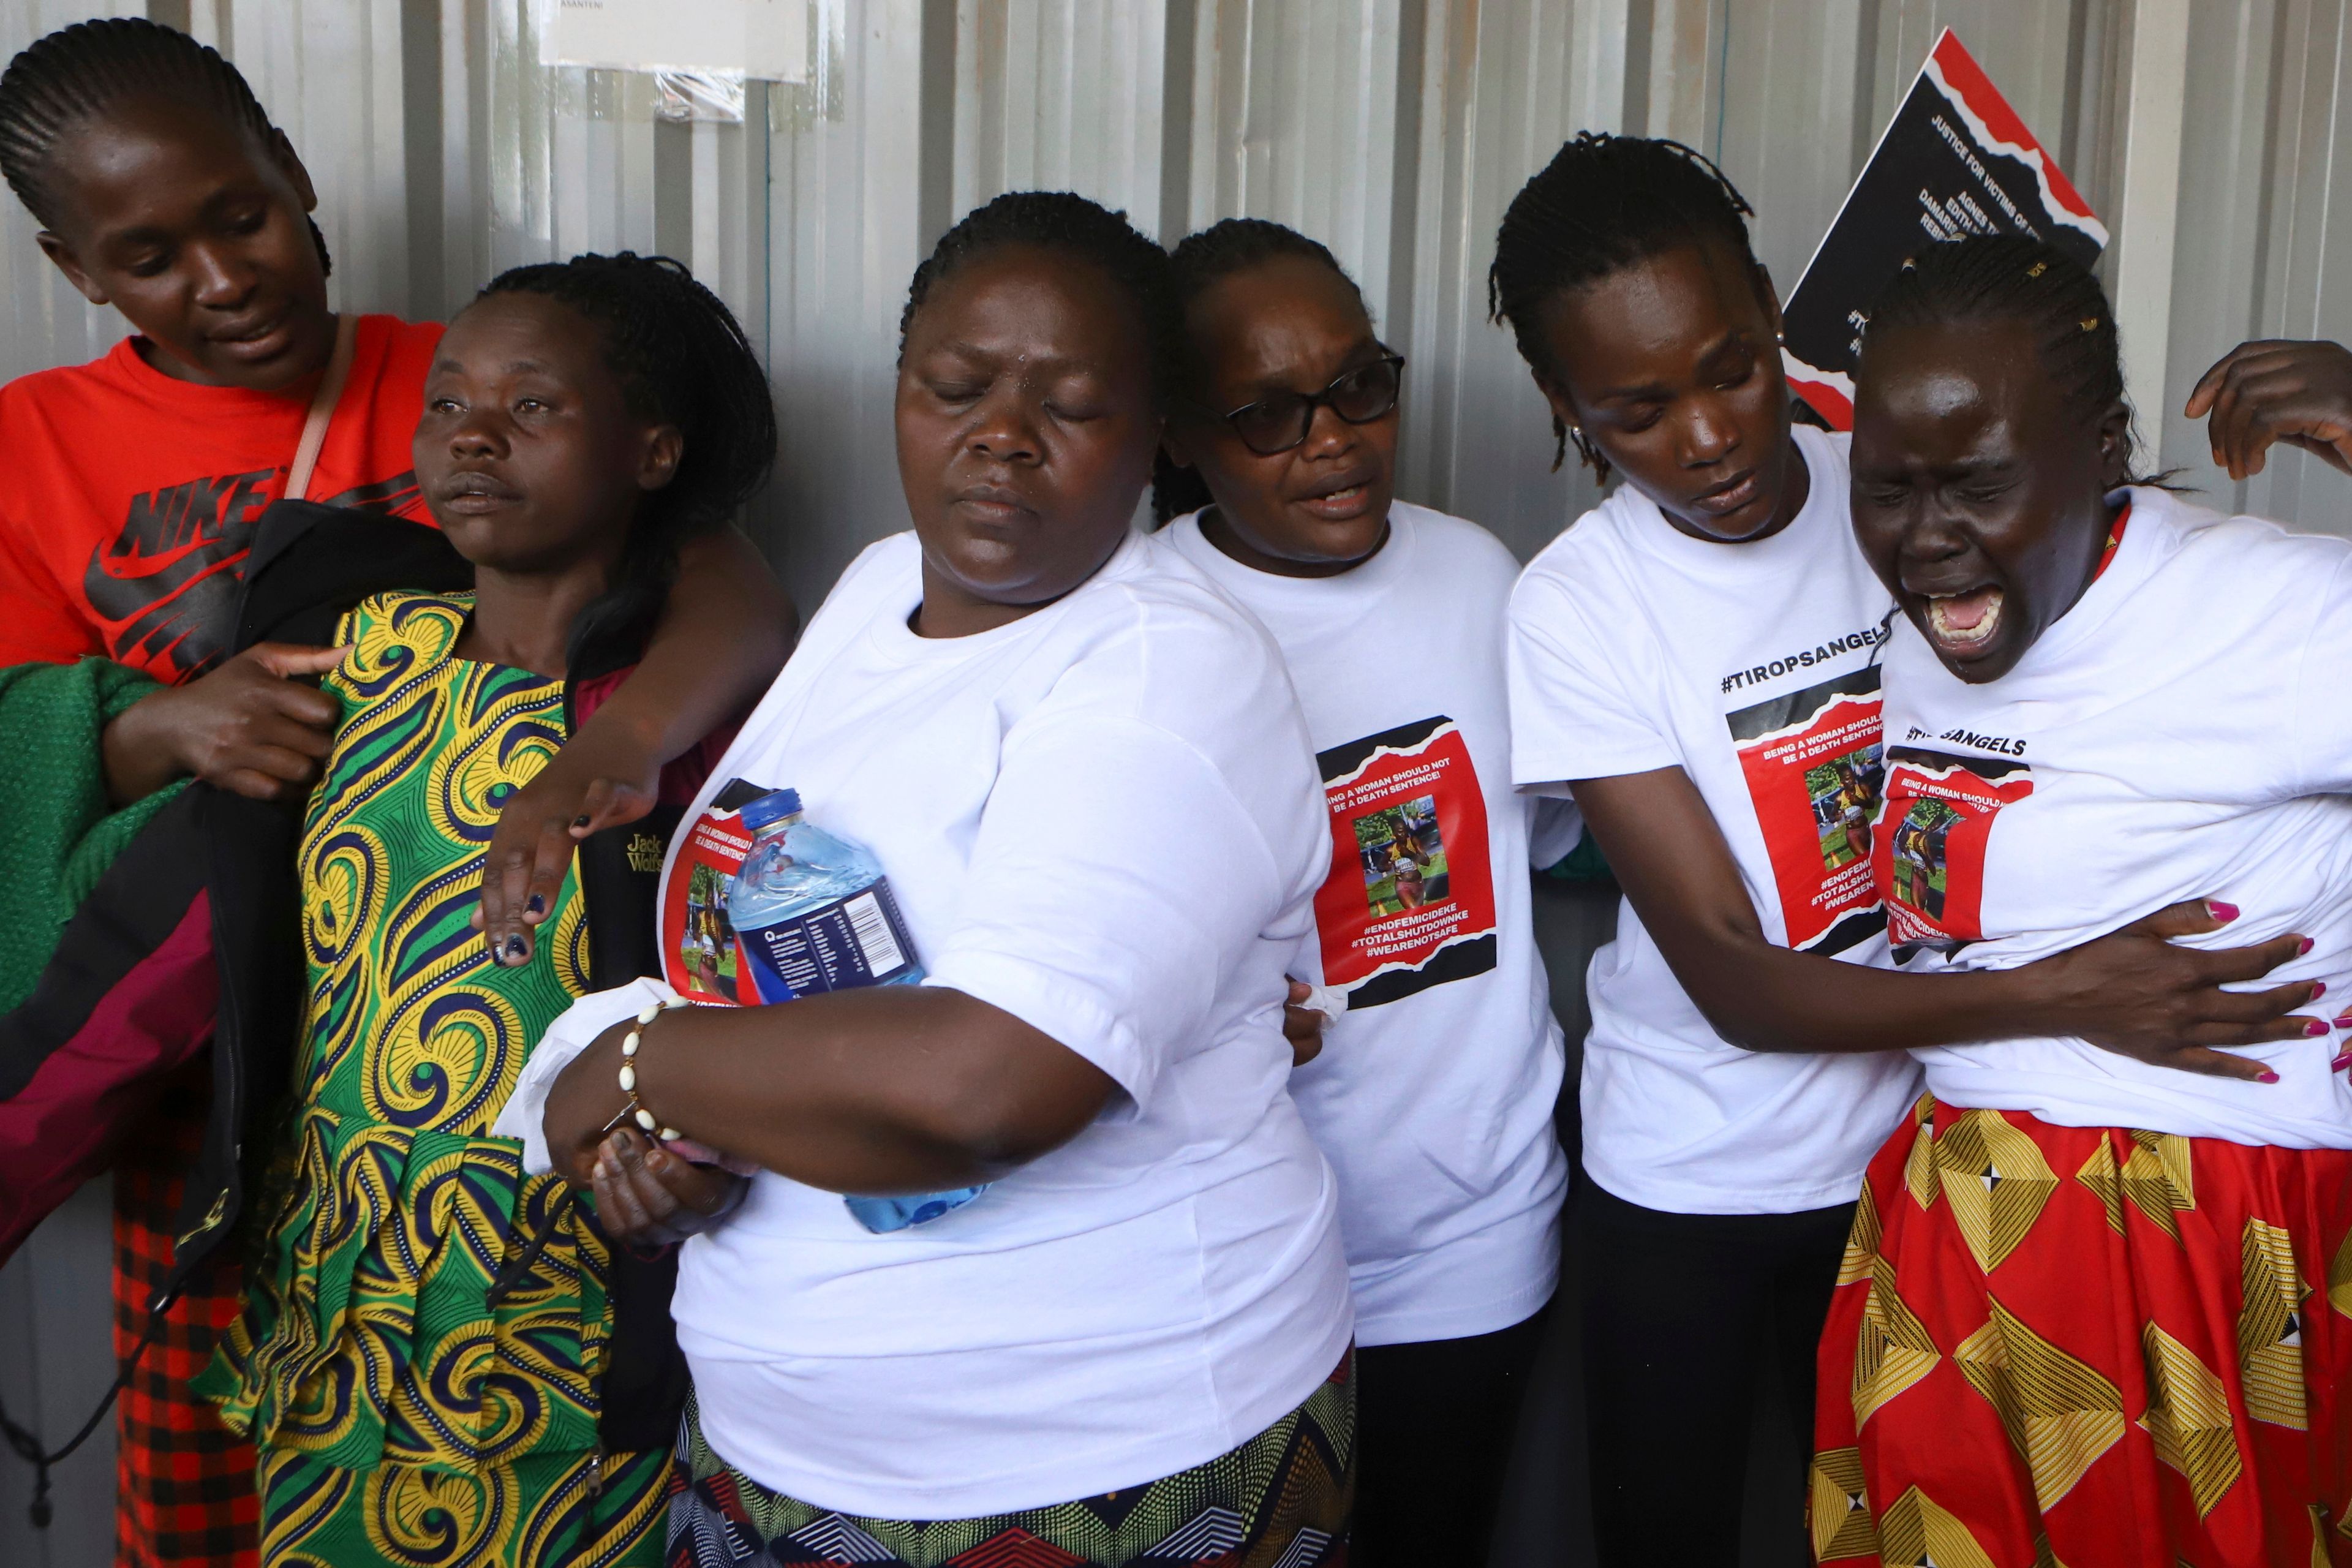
[198,252,775,1568]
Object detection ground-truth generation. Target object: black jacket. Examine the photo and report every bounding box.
[0,500,688,1448]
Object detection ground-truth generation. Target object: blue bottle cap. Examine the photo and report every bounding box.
[737,788,804,831]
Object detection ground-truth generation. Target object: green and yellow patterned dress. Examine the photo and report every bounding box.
[198,592,669,1568]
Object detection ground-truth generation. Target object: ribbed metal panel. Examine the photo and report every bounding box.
[0,1,145,385]
[2,0,2350,575]
[2166,0,2352,529]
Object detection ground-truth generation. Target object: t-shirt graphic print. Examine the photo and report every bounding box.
[92,464,426,677]
[0,314,443,678]
[662,777,772,1003]
[1313,715,1496,1008]
[1727,663,1887,956]
[1878,746,2034,951]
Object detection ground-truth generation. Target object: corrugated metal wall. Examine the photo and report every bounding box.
[4,4,2352,1561]
[7,0,2349,598]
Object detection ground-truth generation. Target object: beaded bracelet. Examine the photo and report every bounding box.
[603,995,691,1142]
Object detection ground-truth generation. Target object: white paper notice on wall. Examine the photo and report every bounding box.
[554,0,811,83]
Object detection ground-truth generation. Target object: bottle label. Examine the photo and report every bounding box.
[737,877,922,1001]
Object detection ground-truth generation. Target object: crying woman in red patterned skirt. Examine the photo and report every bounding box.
[1819,236,2352,1567]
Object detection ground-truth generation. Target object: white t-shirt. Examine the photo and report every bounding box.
[1161,502,1569,1346]
[1881,487,2352,1147]
[1506,425,1922,1214]
[505,530,1353,1518]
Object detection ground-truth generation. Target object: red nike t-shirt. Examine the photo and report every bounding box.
[0,313,444,681]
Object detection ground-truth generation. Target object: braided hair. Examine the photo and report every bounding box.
[1151,217,1371,523]
[477,252,777,666]
[1861,234,2149,480]
[1487,132,1762,475]
[0,16,330,274]
[900,190,1185,408]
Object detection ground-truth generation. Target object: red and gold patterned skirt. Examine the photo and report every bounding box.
[1813,1095,2352,1567]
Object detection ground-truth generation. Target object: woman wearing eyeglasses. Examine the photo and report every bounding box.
[1155,218,1569,1568]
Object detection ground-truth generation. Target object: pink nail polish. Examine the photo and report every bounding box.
[2299,936,2316,956]
[2258,1069,2282,1084]
[2305,1019,2330,1037]
[2334,1053,2352,1072]
[2208,900,2241,922]
[2314,981,2329,1000]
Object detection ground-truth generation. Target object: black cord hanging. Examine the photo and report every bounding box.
[0,1299,165,1529]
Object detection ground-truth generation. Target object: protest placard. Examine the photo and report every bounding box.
[1781,29,2107,428]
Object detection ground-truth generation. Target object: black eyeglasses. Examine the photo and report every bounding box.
[1215,353,1406,456]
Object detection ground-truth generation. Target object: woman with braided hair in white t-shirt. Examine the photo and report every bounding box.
[1152,214,1570,1568]
[1814,233,2352,1568]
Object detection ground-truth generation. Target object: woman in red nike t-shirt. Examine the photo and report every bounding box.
[0,20,793,1566]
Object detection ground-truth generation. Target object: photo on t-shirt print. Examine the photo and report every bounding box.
[1354,795,1449,916]
[1876,747,2035,951]
[682,860,745,1003]
[1314,717,1498,1008]
[1807,749,1883,873]
[661,776,774,1003]
[1727,664,1889,954]
[1888,795,1961,921]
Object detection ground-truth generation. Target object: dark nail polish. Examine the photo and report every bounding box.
[503,935,528,963]
[2258,1069,2282,1084]
[2305,1019,2330,1037]
[526,893,546,916]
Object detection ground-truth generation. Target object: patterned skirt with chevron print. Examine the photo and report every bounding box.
[665,1349,1354,1567]
[1812,1095,2352,1567]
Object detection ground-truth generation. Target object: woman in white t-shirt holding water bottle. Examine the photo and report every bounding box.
[1486,134,2329,1566]
[503,192,1357,1567]
[1152,217,1571,1568]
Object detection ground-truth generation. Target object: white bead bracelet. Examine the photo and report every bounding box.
[611,995,691,1142]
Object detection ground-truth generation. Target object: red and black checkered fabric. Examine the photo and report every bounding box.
[111,1076,257,1568]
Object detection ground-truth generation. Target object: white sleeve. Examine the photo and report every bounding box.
[493,976,681,1174]
[1506,567,1679,790]
[921,710,1305,1115]
[2291,552,2352,794]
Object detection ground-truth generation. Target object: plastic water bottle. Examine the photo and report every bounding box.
[725,788,986,1232]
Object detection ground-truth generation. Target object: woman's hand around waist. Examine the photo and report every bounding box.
[1283,979,1329,1068]
[2013,898,2326,1082]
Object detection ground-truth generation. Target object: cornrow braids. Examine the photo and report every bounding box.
[900,190,1185,409]
[1168,217,1361,312]
[1487,132,1761,475]
[479,252,778,665]
[1861,234,2146,480]
[0,16,330,274]
[1152,217,1371,523]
